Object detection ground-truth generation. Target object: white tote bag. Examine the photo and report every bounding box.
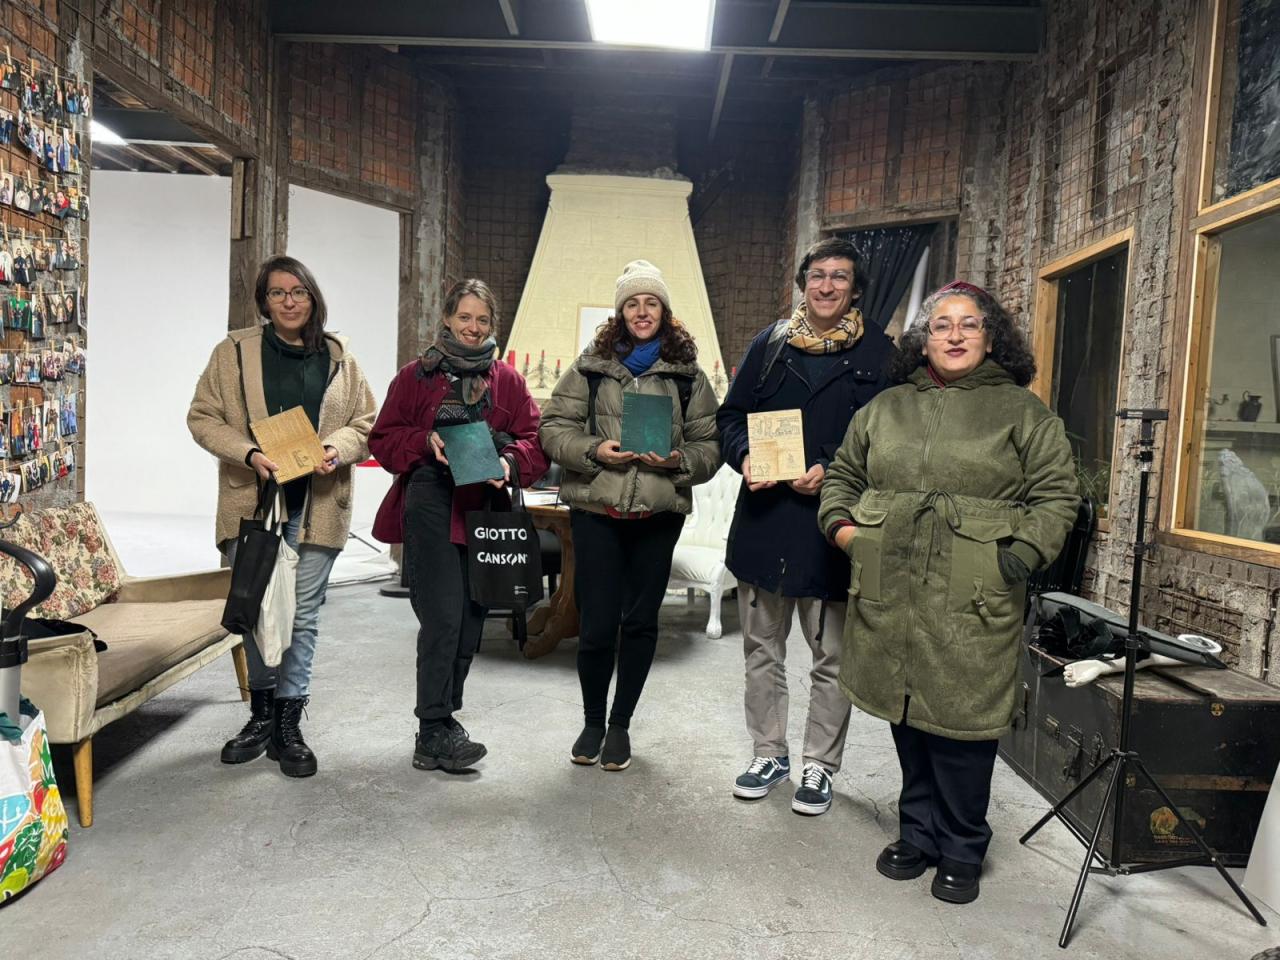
[253,489,298,668]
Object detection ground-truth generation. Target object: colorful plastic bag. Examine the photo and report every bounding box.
[0,698,68,901]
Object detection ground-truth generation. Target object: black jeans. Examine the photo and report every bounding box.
[890,721,1000,866]
[571,509,685,729]
[405,464,486,722]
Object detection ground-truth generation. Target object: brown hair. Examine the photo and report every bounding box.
[254,255,328,354]
[443,278,500,330]
[793,236,865,299]
[589,306,698,365]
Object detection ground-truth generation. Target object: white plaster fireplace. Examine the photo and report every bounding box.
[502,173,726,401]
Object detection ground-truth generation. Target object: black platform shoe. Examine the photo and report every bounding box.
[267,696,318,778]
[220,688,274,764]
[931,858,981,904]
[875,840,932,881]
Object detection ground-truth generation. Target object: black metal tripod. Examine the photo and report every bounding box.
[1020,409,1268,948]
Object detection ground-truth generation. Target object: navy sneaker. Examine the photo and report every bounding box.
[733,756,791,799]
[792,762,833,815]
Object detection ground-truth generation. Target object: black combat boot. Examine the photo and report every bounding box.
[267,696,317,778]
[220,688,274,764]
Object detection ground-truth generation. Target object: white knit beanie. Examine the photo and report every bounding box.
[614,259,671,315]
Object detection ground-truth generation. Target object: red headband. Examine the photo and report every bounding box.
[938,280,990,299]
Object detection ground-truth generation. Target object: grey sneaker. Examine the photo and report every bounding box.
[733,756,791,799]
[792,762,833,815]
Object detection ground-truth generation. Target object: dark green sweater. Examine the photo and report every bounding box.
[261,324,330,512]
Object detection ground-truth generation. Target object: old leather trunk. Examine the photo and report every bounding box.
[999,641,1280,866]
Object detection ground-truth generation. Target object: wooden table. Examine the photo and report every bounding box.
[521,503,578,658]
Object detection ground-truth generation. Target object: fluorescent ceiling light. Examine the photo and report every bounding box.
[585,0,716,51]
[90,119,127,145]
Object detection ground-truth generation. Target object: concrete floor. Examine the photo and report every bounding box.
[5,583,1277,959]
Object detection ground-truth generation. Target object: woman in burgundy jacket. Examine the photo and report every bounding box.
[370,279,547,773]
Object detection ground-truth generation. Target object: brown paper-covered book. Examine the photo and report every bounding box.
[747,409,806,482]
[250,406,327,483]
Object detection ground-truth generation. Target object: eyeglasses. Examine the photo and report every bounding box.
[926,316,986,339]
[266,287,311,304]
[804,269,853,287]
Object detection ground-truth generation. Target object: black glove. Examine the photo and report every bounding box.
[997,546,1031,585]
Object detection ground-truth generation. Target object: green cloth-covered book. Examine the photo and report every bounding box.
[436,422,504,486]
[619,393,673,458]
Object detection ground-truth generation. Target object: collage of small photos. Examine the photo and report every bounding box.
[0,46,87,503]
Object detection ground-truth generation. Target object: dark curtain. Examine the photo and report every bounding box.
[842,225,934,331]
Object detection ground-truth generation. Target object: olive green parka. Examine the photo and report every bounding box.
[817,361,1078,740]
[539,352,721,515]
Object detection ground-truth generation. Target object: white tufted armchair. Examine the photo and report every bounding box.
[669,463,740,638]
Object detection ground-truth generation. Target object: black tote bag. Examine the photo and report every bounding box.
[466,478,544,611]
[220,479,283,635]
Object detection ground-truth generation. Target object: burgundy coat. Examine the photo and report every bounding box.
[370,359,549,545]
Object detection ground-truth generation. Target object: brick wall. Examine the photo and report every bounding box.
[693,110,800,371]
[284,43,418,207]
[0,1,89,510]
[811,0,1280,681]
[94,0,268,155]
[461,97,568,347]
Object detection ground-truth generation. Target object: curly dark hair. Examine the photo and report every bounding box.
[589,306,698,365]
[888,284,1037,386]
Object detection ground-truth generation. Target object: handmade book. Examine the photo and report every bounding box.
[249,406,327,483]
[747,409,806,482]
[436,422,504,486]
[619,393,673,458]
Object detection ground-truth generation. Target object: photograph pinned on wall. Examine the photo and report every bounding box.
[0,169,11,205]
[31,176,49,215]
[41,125,56,173]
[51,449,67,480]
[55,128,72,173]
[12,171,30,212]
[0,353,11,385]
[55,237,79,271]
[62,287,78,328]
[0,110,11,147]
[64,79,81,116]
[42,397,58,438]
[29,289,44,339]
[9,406,25,457]
[32,238,49,273]
[38,454,51,485]
[0,242,11,285]
[24,406,40,453]
[3,294,31,333]
[49,291,64,325]
[0,58,19,92]
[10,240,32,285]
[1,469,21,503]
[59,391,77,437]
[64,342,83,377]
[18,352,38,385]
[20,457,40,493]
[40,349,61,382]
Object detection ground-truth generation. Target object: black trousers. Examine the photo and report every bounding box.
[571,509,684,728]
[405,464,486,722]
[890,721,1000,866]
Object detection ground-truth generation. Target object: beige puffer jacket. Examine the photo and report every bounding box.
[187,325,376,550]
[539,351,721,515]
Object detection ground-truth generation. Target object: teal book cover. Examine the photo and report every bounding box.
[436,422,504,486]
[619,393,673,457]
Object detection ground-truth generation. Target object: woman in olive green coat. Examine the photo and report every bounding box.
[540,260,720,772]
[818,281,1077,905]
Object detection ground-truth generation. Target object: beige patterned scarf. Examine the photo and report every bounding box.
[786,302,865,355]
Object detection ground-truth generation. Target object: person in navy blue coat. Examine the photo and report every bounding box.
[716,236,893,816]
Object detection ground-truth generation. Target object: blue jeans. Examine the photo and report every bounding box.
[225,509,339,699]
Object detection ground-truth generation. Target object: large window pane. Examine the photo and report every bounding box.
[1051,249,1128,517]
[1211,0,1280,203]
[1186,212,1280,545]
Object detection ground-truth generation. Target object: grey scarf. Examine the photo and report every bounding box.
[420,328,498,406]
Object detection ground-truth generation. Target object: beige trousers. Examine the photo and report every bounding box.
[739,582,852,771]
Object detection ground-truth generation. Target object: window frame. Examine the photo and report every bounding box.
[1165,0,1280,566]
[1031,229,1134,527]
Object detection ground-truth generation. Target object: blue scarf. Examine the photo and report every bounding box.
[619,338,662,376]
